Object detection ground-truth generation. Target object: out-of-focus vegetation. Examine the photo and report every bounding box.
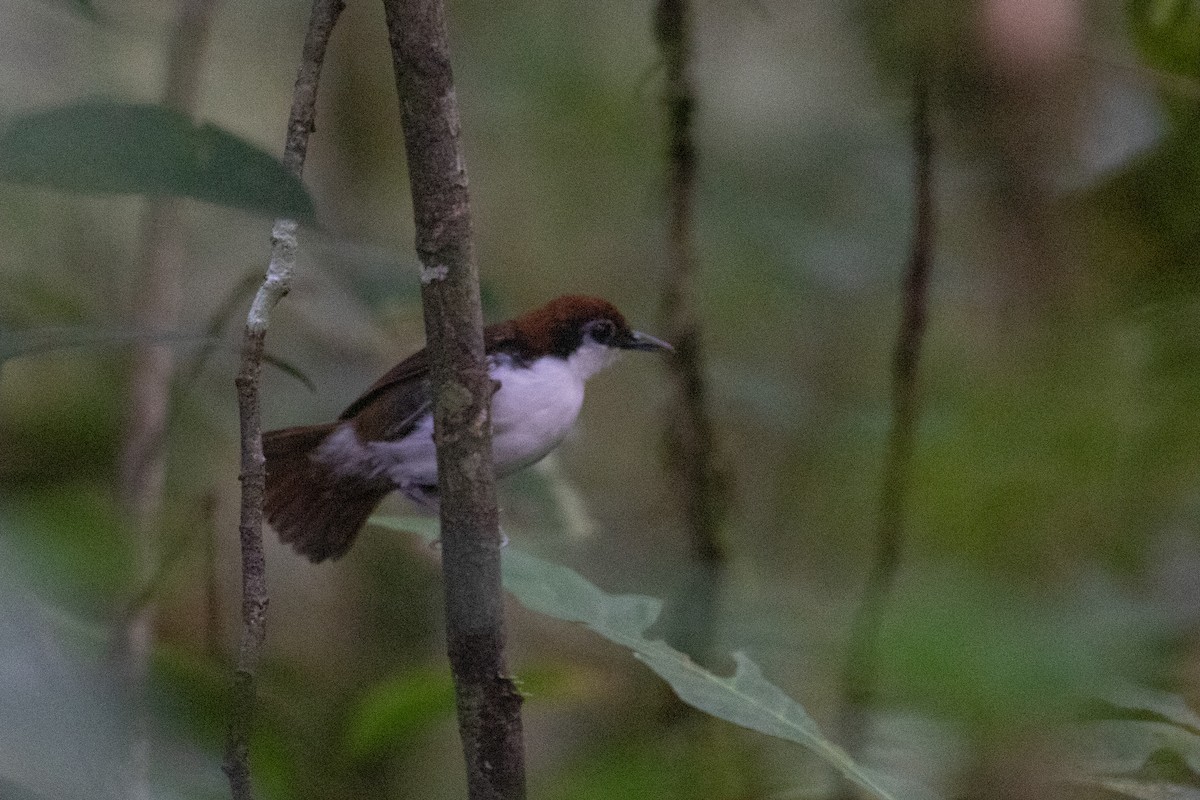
[4,0,1200,797]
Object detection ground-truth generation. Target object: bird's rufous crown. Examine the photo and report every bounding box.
[500,295,633,358]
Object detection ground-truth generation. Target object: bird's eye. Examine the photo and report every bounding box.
[588,319,616,344]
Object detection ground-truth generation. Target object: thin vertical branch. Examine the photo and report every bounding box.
[116,1,217,797]
[223,1,344,798]
[837,71,935,769]
[654,0,729,667]
[380,1,525,798]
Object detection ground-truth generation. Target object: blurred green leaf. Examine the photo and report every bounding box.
[1104,687,1200,733]
[541,730,749,800]
[150,645,231,746]
[149,645,303,800]
[1080,130,1200,309]
[0,102,314,222]
[1075,720,1200,775]
[371,517,903,800]
[344,666,454,761]
[876,569,1151,732]
[345,661,600,762]
[1128,0,1200,79]
[2,486,131,614]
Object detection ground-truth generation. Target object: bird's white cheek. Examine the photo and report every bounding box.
[566,341,620,381]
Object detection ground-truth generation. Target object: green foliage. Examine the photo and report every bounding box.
[1088,1,1200,306]
[372,517,902,800]
[0,354,123,484]
[1107,686,1200,731]
[2,486,131,615]
[875,568,1152,733]
[1071,689,1200,800]
[1127,0,1200,82]
[542,735,685,800]
[344,666,455,761]
[150,645,233,747]
[0,102,314,222]
[540,728,757,800]
[344,661,588,761]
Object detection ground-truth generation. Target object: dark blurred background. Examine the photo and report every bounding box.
[3,0,1200,797]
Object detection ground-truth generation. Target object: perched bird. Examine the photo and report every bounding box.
[264,295,672,562]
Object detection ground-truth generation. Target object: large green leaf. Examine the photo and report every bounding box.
[371,517,904,800]
[1068,691,1200,800]
[1075,720,1200,775]
[0,102,314,221]
[1103,687,1200,733]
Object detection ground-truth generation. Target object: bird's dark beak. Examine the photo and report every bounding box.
[621,330,674,353]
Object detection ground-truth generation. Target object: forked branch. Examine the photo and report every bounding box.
[223,1,344,798]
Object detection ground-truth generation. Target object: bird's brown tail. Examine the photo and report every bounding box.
[263,423,392,562]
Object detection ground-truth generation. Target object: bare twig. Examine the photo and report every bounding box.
[115,0,217,796]
[222,1,344,798]
[380,1,525,797]
[836,71,935,773]
[654,0,729,667]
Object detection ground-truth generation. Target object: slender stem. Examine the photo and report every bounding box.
[115,1,217,797]
[222,2,344,798]
[380,1,525,797]
[654,0,729,668]
[837,70,935,766]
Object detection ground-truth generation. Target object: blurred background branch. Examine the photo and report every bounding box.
[114,0,217,797]
[653,0,731,676]
[836,67,934,786]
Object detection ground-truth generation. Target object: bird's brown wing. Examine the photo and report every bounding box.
[339,321,521,441]
[339,347,433,441]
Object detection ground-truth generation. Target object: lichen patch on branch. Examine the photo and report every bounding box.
[421,263,450,284]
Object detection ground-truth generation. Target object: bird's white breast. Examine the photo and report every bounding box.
[489,354,588,473]
[317,343,619,494]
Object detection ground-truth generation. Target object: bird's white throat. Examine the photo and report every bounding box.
[563,339,622,382]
